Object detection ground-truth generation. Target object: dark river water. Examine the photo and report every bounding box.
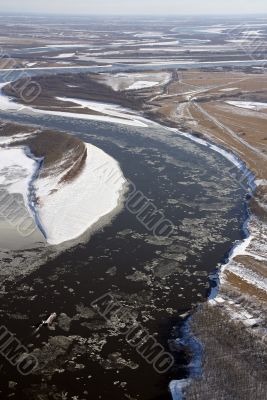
[0,72,249,400]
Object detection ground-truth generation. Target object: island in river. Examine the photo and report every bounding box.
[0,121,126,246]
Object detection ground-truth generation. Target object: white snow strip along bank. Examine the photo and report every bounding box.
[35,143,126,245]
[169,127,266,276]
[229,235,253,261]
[53,97,149,127]
[226,101,267,111]
[171,128,243,169]
[0,132,35,145]
[255,179,267,186]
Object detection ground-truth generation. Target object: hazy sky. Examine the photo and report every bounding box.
[1,0,267,15]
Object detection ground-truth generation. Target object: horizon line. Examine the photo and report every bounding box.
[0,12,267,17]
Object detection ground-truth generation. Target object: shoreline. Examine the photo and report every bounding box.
[167,124,257,399]
[169,124,266,398]
[24,146,47,240]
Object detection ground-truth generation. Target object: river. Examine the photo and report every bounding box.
[0,67,250,399]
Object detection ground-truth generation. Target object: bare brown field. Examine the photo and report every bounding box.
[187,102,267,179]
[225,270,267,302]
[185,303,267,400]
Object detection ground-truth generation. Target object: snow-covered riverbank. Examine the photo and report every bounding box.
[35,143,127,245]
[166,124,267,400]
[0,83,149,127]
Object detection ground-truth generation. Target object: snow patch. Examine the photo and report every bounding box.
[255,179,267,186]
[169,379,190,400]
[229,235,253,261]
[0,132,34,145]
[101,71,171,92]
[127,80,160,90]
[220,87,239,92]
[52,53,76,59]
[226,101,267,111]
